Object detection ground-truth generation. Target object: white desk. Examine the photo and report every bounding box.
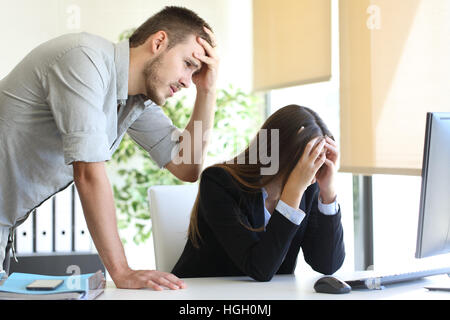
[99,270,450,300]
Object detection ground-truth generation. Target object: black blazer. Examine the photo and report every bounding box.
[172,166,345,281]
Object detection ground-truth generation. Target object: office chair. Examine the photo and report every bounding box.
[148,184,199,272]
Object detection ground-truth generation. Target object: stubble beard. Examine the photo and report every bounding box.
[143,54,166,106]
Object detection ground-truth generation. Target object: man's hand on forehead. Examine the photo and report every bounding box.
[191,26,219,91]
[202,26,217,48]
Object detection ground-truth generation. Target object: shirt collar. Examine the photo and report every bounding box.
[114,39,130,102]
[143,99,157,108]
[261,187,268,201]
[261,187,270,227]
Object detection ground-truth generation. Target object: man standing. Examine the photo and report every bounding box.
[0,6,219,290]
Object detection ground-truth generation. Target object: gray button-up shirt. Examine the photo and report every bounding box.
[0,32,179,228]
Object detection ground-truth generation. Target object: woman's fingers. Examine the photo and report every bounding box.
[325,142,337,155]
[325,135,337,147]
[303,137,319,157]
[310,138,326,161]
[324,143,338,162]
[323,158,334,167]
[314,152,327,172]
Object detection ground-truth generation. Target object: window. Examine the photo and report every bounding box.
[372,174,450,271]
[267,0,355,274]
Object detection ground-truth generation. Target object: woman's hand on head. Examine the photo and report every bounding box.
[316,135,339,204]
[280,137,327,209]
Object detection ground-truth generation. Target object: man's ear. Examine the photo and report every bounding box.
[147,30,168,54]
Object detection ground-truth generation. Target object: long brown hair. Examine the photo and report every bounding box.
[188,105,334,247]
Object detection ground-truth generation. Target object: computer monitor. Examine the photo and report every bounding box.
[415,112,450,258]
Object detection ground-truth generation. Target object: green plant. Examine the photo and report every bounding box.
[118,28,136,42]
[107,86,262,245]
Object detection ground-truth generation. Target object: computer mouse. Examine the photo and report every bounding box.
[314,276,351,294]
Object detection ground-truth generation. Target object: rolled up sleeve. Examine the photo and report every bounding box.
[61,132,110,165]
[44,46,110,165]
[127,104,180,168]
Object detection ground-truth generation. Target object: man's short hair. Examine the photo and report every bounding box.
[129,6,213,49]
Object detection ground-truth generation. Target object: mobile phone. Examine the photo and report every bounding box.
[26,279,64,291]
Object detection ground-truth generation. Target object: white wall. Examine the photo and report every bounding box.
[0,0,253,91]
[372,174,450,272]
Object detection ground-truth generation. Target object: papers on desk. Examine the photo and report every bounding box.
[0,270,105,300]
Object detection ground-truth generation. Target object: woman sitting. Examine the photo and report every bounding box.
[172,105,345,281]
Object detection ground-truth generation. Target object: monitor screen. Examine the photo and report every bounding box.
[415,112,450,258]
